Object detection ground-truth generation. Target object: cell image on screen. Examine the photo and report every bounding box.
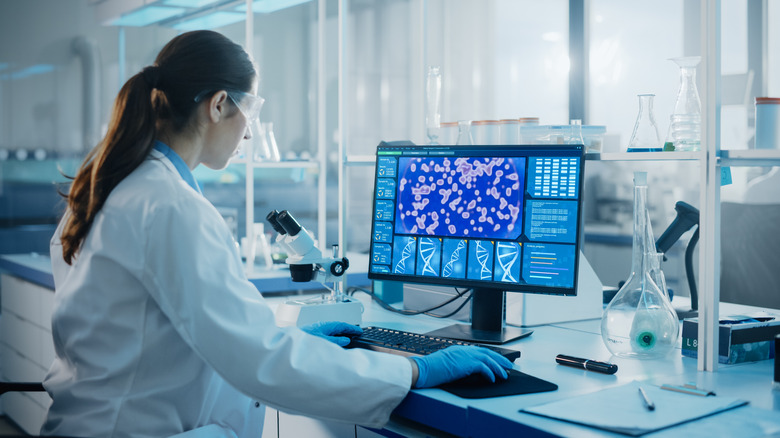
[393,156,525,240]
[392,235,417,275]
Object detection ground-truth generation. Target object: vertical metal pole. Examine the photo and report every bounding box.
[421,0,428,142]
[568,0,587,123]
[697,0,721,372]
[317,0,327,245]
[338,0,348,262]
[245,0,255,274]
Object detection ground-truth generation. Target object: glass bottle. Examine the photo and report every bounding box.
[455,120,473,145]
[627,94,661,152]
[426,66,442,145]
[669,56,702,151]
[601,172,680,358]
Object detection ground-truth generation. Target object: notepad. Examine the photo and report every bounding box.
[521,380,748,436]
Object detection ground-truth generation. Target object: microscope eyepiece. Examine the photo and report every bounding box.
[277,210,303,237]
[266,210,287,235]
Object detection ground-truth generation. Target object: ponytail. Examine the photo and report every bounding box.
[60,72,157,264]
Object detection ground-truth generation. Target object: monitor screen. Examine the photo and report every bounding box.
[367,143,585,343]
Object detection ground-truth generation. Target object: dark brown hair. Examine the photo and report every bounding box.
[60,30,256,264]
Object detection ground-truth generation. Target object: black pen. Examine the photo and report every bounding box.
[555,354,618,374]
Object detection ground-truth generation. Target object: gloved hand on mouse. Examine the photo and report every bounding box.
[410,346,514,388]
[301,321,362,347]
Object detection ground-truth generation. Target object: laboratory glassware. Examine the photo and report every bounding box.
[426,66,442,145]
[262,122,281,162]
[471,120,499,144]
[669,56,702,151]
[455,120,474,145]
[601,172,680,358]
[440,121,458,145]
[755,97,780,149]
[569,119,584,145]
[498,119,519,144]
[627,94,661,152]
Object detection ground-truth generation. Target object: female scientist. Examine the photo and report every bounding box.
[42,30,512,438]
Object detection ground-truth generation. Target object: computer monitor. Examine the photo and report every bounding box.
[368,143,585,344]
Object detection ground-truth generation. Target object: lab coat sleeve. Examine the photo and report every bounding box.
[140,195,412,428]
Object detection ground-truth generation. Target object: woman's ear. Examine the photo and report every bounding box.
[207,90,229,123]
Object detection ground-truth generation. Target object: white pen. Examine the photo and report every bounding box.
[638,386,655,411]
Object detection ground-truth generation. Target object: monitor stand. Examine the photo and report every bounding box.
[424,288,533,345]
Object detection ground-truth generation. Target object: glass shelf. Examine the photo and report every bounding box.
[719,149,780,166]
[229,159,320,169]
[587,151,701,161]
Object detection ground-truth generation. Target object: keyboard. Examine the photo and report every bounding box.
[347,326,521,362]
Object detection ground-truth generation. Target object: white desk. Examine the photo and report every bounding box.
[3,253,779,437]
[347,292,780,437]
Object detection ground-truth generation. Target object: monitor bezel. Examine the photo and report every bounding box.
[367,143,585,297]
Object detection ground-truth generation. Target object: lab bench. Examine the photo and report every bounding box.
[2,253,779,437]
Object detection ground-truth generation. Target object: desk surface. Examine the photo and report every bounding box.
[347,292,780,438]
[4,253,779,437]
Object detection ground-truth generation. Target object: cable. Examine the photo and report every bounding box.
[347,286,473,319]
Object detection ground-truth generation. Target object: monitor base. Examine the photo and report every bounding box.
[425,324,533,345]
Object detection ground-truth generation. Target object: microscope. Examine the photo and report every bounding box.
[266,210,363,327]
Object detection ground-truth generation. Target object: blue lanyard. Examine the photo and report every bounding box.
[153,141,201,194]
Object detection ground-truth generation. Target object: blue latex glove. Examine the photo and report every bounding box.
[301,321,363,347]
[410,346,514,388]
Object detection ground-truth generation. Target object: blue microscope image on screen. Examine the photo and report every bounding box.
[394,156,525,240]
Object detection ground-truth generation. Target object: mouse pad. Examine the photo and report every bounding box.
[439,369,558,399]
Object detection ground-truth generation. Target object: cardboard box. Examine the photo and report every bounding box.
[681,312,780,364]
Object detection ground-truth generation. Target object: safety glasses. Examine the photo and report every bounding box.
[227,91,265,123]
[194,89,265,123]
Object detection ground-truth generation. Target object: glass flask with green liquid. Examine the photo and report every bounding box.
[601,172,680,358]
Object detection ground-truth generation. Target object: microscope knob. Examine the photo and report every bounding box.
[330,258,349,276]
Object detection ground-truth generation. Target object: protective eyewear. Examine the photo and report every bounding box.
[227,91,264,123]
[194,89,265,123]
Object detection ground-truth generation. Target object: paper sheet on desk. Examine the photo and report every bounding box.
[521,380,748,436]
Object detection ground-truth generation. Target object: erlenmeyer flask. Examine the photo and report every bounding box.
[669,56,702,151]
[627,94,661,152]
[601,172,680,358]
[455,120,473,145]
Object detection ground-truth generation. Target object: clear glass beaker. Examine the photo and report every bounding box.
[627,94,661,152]
[456,120,474,145]
[669,56,701,151]
[601,172,680,358]
[426,66,442,145]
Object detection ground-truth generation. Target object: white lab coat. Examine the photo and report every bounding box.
[41,148,412,438]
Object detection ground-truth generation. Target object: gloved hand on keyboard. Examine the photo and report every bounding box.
[301,321,363,347]
[410,345,514,388]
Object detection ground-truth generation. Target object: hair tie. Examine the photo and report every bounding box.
[142,66,161,89]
